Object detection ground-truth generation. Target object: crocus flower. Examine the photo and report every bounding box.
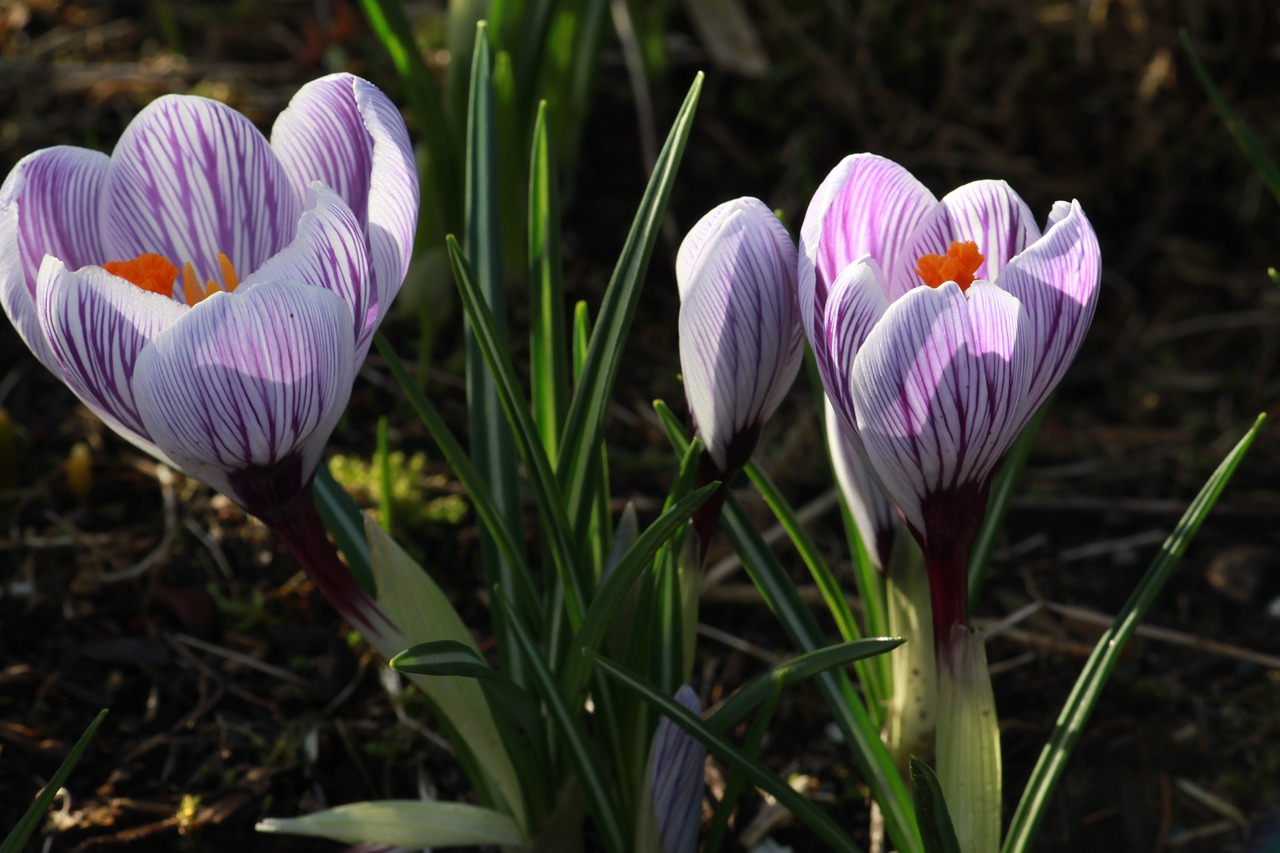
[799,153,1100,642]
[677,197,803,477]
[648,685,706,853]
[0,74,418,640]
[0,73,416,515]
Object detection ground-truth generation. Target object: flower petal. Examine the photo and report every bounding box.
[650,686,705,853]
[851,281,1032,548]
[102,94,301,284]
[132,280,355,512]
[36,257,185,460]
[1,146,109,374]
[890,180,1039,301]
[998,199,1101,424]
[240,183,371,358]
[678,198,802,472]
[798,154,935,344]
[819,257,890,437]
[271,74,419,339]
[825,399,898,571]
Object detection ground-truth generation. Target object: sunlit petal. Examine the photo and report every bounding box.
[1,147,110,374]
[102,94,301,284]
[36,257,184,460]
[799,154,935,344]
[132,280,354,513]
[852,281,1032,549]
[271,74,419,341]
[999,199,1101,425]
[678,198,801,472]
[241,183,370,360]
[890,180,1039,300]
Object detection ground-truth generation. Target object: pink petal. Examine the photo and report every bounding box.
[102,94,301,285]
[132,281,355,513]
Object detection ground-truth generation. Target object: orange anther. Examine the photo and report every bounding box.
[102,253,179,297]
[915,241,986,291]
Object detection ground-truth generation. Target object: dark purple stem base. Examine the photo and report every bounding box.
[262,488,396,647]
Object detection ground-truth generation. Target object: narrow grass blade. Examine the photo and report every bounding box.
[313,464,375,595]
[357,0,462,230]
[560,481,718,699]
[528,101,570,461]
[496,594,627,853]
[968,401,1047,606]
[464,24,527,635]
[557,73,703,540]
[574,301,613,577]
[375,334,543,629]
[707,638,904,735]
[592,654,864,853]
[2,709,107,853]
[654,401,922,853]
[745,460,885,719]
[911,758,962,853]
[705,680,779,853]
[1001,414,1265,853]
[1179,29,1280,206]
[448,236,588,630]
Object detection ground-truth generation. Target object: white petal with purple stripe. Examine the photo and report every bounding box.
[1,146,110,374]
[132,280,354,507]
[102,95,301,284]
[799,154,935,345]
[820,257,890,439]
[851,281,1032,534]
[650,685,705,853]
[677,198,801,471]
[271,74,419,344]
[36,257,185,461]
[998,199,1101,426]
[889,180,1039,300]
[241,183,370,360]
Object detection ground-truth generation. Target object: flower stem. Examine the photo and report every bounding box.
[263,487,396,646]
[924,549,969,655]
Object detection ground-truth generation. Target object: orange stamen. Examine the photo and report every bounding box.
[102,253,179,297]
[106,252,240,306]
[915,241,985,291]
[181,253,241,306]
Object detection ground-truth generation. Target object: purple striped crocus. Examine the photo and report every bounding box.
[648,686,706,853]
[799,153,1100,644]
[678,197,803,478]
[0,74,418,642]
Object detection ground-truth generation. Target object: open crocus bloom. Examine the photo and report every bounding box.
[677,196,803,476]
[800,153,1100,637]
[0,74,418,516]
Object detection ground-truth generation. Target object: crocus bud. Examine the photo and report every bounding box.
[677,197,803,477]
[648,685,706,853]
